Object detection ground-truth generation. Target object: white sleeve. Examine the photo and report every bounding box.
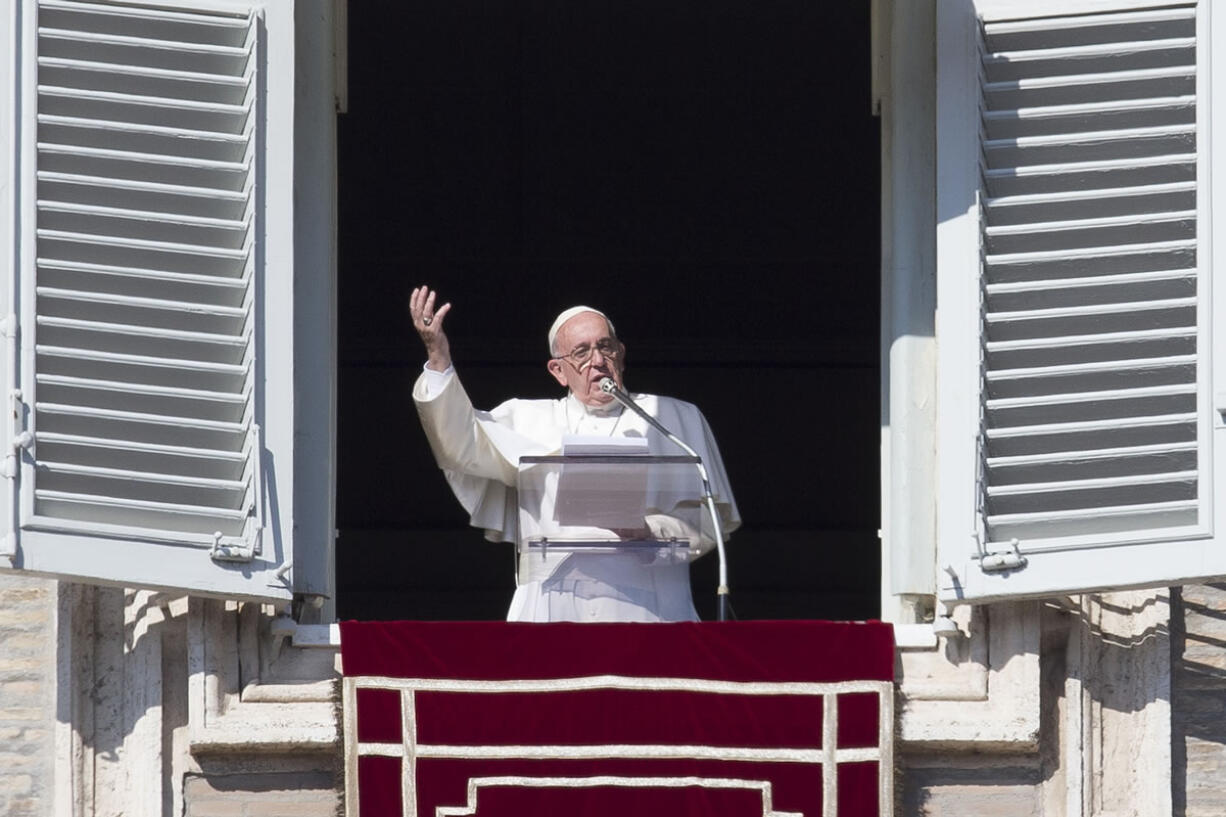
[419,363,455,398]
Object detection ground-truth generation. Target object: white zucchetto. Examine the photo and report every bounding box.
[547,306,615,354]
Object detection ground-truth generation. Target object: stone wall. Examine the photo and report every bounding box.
[0,575,56,817]
[6,570,1225,817]
[898,592,1175,817]
[1172,583,1226,817]
[0,575,342,817]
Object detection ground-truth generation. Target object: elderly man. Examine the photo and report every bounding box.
[409,286,739,622]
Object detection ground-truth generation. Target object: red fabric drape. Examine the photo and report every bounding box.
[341,621,894,817]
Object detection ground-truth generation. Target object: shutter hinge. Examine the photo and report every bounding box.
[4,389,32,479]
[210,527,261,562]
[979,538,1028,573]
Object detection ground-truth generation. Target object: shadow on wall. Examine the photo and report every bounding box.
[55,584,341,816]
[55,585,189,814]
[904,591,1174,814]
[1171,584,1226,816]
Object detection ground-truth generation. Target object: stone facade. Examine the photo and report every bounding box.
[0,574,341,817]
[0,576,56,817]
[898,592,1179,817]
[3,569,1225,816]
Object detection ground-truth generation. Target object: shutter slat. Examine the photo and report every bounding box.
[987,328,1194,354]
[38,116,249,163]
[985,209,1194,238]
[983,95,1195,122]
[37,374,246,404]
[985,67,1186,113]
[988,239,1196,266]
[987,270,1194,295]
[38,171,247,200]
[35,345,249,373]
[38,85,251,114]
[988,446,1196,485]
[35,334,248,369]
[985,412,1196,440]
[990,353,1191,385]
[984,8,1195,37]
[986,297,1196,322]
[36,431,247,461]
[984,64,1194,95]
[36,260,248,310]
[983,153,1194,180]
[988,440,1198,467]
[35,432,248,481]
[35,490,248,519]
[39,114,247,142]
[987,470,1197,497]
[987,355,1196,382]
[37,229,249,259]
[38,258,247,286]
[36,381,247,423]
[38,56,248,87]
[36,402,246,432]
[985,495,1196,527]
[984,125,1195,153]
[38,201,248,231]
[41,0,250,27]
[37,209,250,249]
[985,180,1196,211]
[984,36,1194,64]
[36,318,249,357]
[984,126,1195,171]
[38,286,248,314]
[986,382,1194,410]
[37,141,249,170]
[38,461,245,491]
[37,28,251,56]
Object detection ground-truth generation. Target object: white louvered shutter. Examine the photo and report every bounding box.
[936,0,1226,602]
[1,0,296,599]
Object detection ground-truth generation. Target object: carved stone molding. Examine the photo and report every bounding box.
[897,601,1043,750]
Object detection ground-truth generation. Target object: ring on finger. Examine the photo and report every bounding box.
[423,316,433,326]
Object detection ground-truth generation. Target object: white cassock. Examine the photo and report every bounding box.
[413,367,740,622]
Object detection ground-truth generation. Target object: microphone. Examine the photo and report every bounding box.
[596,377,732,621]
[600,377,669,439]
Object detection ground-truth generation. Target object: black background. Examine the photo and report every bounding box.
[335,0,881,621]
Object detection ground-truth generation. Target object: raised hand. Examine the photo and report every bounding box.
[409,285,453,371]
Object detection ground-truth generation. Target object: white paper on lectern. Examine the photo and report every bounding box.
[560,435,650,456]
[556,435,649,528]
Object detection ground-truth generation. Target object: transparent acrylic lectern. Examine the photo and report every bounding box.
[515,454,711,585]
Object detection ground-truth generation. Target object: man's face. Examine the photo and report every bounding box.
[546,311,625,406]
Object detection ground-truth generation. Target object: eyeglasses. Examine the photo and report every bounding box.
[554,338,621,368]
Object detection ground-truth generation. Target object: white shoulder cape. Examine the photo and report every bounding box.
[413,371,740,545]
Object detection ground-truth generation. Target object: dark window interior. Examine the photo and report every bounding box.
[336,1,880,621]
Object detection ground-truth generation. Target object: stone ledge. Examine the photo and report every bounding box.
[190,699,339,754]
[241,680,337,704]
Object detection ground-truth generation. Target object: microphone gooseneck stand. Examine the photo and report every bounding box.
[599,378,730,621]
